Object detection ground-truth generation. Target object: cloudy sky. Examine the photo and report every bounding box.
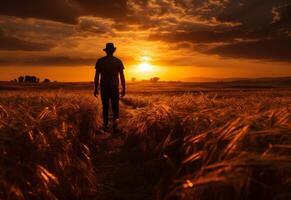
[0,0,290,81]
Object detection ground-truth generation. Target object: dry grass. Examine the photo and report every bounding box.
[121,91,291,200]
[1,89,291,199]
[0,91,101,199]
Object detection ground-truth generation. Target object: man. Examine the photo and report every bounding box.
[94,43,126,130]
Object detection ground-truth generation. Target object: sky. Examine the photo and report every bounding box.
[0,0,290,82]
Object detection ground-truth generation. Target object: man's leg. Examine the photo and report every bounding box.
[111,88,119,122]
[101,91,109,128]
[110,88,119,133]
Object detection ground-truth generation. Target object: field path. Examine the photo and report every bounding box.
[91,101,153,200]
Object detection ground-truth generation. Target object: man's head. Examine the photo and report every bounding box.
[103,43,116,55]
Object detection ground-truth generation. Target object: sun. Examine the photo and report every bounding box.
[138,62,153,73]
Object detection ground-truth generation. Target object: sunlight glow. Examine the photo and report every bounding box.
[140,56,151,62]
[138,62,153,73]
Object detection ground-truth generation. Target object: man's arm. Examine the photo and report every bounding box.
[120,69,126,97]
[94,70,100,97]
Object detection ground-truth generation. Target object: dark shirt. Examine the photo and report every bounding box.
[95,55,124,89]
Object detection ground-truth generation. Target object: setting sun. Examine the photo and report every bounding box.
[137,62,153,73]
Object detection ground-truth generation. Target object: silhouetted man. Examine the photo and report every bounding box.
[94,43,126,130]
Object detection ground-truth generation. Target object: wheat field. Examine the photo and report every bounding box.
[0,88,291,199]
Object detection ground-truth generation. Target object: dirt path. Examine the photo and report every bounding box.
[91,102,153,200]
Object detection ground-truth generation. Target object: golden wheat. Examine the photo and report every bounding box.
[0,91,101,199]
[121,90,291,200]
[1,90,291,199]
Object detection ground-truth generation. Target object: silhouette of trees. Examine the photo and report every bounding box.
[31,76,36,83]
[18,76,24,83]
[131,77,136,82]
[43,78,50,83]
[150,77,160,83]
[24,75,40,83]
[16,75,44,83]
[24,75,30,83]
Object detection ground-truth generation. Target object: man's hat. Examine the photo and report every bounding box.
[103,43,116,52]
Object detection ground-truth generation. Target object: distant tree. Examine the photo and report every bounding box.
[24,75,31,83]
[43,78,50,83]
[150,77,160,83]
[14,79,17,83]
[131,77,136,82]
[17,75,41,83]
[18,76,24,83]
[31,76,37,83]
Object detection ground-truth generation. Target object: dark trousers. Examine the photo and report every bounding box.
[100,87,119,126]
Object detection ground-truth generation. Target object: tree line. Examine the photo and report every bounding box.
[11,75,51,83]
[131,77,160,83]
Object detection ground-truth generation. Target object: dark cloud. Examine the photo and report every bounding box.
[216,0,287,25]
[274,3,291,28]
[0,0,129,24]
[112,23,131,31]
[0,0,80,24]
[74,0,129,20]
[169,42,193,50]
[0,28,53,51]
[26,56,96,66]
[149,28,242,43]
[0,0,168,29]
[207,37,291,61]
[147,0,291,62]
[0,16,76,44]
[0,56,95,66]
[0,0,290,63]
[77,17,113,35]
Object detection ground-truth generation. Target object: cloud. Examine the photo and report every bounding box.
[0,0,80,24]
[74,0,129,20]
[76,17,114,35]
[0,0,129,24]
[0,16,114,51]
[169,42,193,50]
[0,28,54,51]
[147,0,291,62]
[0,56,95,66]
[149,28,242,43]
[0,0,290,64]
[273,3,291,27]
[207,37,291,61]
[26,56,96,66]
[0,16,76,43]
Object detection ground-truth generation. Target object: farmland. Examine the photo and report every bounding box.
[0,81,291,199]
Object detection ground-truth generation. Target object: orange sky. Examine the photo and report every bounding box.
[0,1,290,82]
[1,58,290,82]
